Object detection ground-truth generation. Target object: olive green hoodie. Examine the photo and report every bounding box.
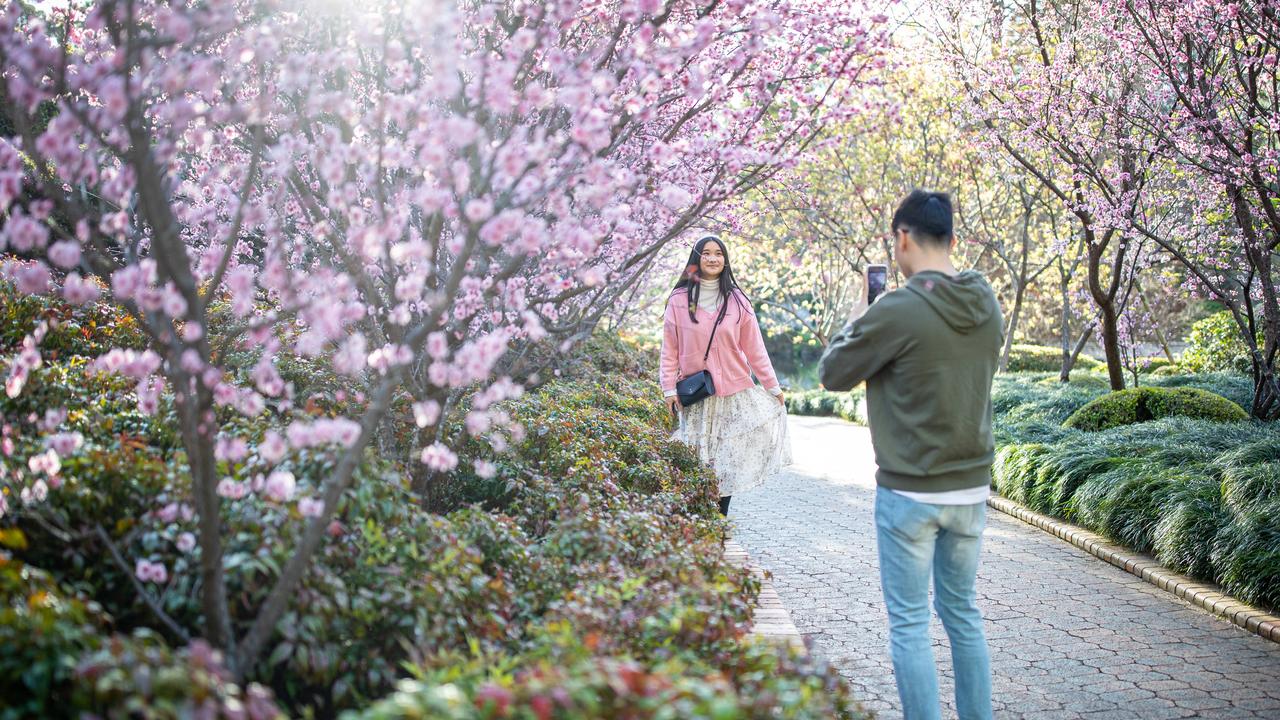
[819,270,1004,493]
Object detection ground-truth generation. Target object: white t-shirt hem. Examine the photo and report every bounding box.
[890,485,991,506]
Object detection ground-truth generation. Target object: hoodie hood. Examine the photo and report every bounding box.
[903,270,998,333]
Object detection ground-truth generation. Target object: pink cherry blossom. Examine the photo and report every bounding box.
[61,273,101,304]
[420,442,459,472]
[47,240,81,269]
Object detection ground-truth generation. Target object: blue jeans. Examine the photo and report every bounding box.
[875,487,992,720]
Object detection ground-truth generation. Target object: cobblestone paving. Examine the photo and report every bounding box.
[732,416,1280,720]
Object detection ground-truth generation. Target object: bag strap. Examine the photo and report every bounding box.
[702,300,726,362]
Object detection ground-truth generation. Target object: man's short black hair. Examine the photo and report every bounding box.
[891,189,954,247]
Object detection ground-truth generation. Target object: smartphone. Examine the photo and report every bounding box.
[866,264,888,305]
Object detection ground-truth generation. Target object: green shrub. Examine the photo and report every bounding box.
[785,388,865,424]
[352,639,869,720]
[0,276,146,360]
[1004,344,1102,373]
[1063,386,1249,431]
[1180,310,1259,374]
[0,543,281,720]
[1147,371,1257,416]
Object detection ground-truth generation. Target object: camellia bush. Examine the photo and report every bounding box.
[0,0,891,684]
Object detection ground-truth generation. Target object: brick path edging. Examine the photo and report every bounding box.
[988,494,1280,645]
[724,539,805,650]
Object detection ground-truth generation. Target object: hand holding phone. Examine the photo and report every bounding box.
[865,264,888,305]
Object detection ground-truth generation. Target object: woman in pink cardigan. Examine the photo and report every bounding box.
[661,235,793,516]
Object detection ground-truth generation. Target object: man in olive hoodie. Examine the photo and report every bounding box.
[820,189,1002,720]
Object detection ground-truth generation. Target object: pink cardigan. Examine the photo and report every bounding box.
[660,288,781,399]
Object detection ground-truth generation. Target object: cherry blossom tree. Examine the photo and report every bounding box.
[1107,0,1280,418]
[933,0,1170,390]
[0,0,889,676]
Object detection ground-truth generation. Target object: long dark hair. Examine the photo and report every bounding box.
[671,235,750,324]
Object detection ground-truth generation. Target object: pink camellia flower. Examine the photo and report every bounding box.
[413,400,441,428]
[135,559,169,584]
[158,502,181,524]
[215,435,250,462]
[176,532,197,553]
[41,407,68,430]
[474,460,497,479]
[259,430,287,463]
[28,449,61,477]
[263,470,296,503]
[297,496,325,518]
[216,478,249,500]
[46,431,83,457]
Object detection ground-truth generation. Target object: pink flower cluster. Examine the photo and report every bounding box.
[285,418,362,449]
[135,559,169,584]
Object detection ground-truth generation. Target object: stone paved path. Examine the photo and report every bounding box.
[732,416,1280,720]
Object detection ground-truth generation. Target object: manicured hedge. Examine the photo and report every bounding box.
[1004,344,1103,373]
[785,388,865,424]
[1063,386,1249,431]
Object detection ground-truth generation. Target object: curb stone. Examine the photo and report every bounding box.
[724,539,805,651]
[988,494,1280,645]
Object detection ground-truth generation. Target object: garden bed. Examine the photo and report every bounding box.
[0,283,867,719]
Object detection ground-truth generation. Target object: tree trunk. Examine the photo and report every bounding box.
[999,280,1025,372]
[1058,323,1095,383]
[175,381,235,653]
[1084,232,1126,391]
[1097,300,1125,390]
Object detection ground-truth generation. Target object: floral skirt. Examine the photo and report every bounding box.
[674,385,793,497]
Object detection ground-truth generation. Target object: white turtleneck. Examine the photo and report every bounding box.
[697,276,722,314]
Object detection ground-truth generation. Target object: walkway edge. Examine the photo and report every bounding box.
[988,494,1280,645]
[724,539,805,651]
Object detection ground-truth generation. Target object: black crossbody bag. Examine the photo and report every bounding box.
[675,306,725,407]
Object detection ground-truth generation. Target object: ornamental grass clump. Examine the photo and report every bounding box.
[1153,475,1228,579]
[1217,438,1280,512]
[993,375,1280,613]
[1211,500,1280,612]
[1146,371,1257,415]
